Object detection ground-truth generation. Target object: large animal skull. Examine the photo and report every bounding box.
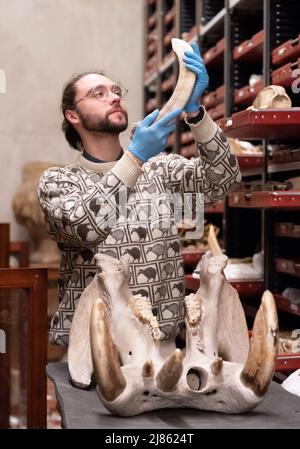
[68,252,278,416]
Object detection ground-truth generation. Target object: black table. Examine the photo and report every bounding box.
[47,362,300,429]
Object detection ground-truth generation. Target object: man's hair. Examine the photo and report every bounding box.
[61,70,106,150]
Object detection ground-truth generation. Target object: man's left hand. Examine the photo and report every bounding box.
[183,42,209,113]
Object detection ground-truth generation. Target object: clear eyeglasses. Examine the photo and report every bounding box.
[75,84,129,106]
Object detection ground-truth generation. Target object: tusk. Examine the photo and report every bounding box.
[156,349,183,392]
[154,38,196,122]
[240,290,279,396]
[131,39,196,137]
[90,299,126,402]
[210,357,223,376]
[142,359,155,378]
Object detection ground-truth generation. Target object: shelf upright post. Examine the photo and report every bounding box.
[224,0,233,255]
[173,0,181,155]
[224,0,233,119]
[262,0,272,290]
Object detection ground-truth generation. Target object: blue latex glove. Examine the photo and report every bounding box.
[128,108,182,162]
[183,42,209,113]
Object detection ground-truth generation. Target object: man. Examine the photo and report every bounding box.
[38,43,241,347]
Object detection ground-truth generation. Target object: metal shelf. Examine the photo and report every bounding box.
[272,34,300,66]
[233,30,264,63]
[274,222,300,239]
[220,108,300,140]
[185,274,264,297]
[204,200,224,214]
[276,354,300,372]
[202,84,225,109]
[234,81,264,107]
[144,71,159,87]
[199,8,225,37]
[159,55,175,74]
[182,250,204,268]
[229,0,263,9]
[228,191,300,209]
[208,102,225,121]
[272,59,300,88]
[275,257,300,278]
[237,155,264,169]
[274,293,300,317]
[269,161,300,174]
[203,38,225,68]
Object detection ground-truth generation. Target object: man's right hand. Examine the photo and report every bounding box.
[128,108,182,163]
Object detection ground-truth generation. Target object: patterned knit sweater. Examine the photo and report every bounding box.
[38,110,241,347]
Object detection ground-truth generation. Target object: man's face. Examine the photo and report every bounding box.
[74,74,128,134]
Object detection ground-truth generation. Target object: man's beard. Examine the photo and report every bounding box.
[77,109,128,134]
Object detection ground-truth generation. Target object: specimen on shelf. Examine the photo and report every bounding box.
[249,85,292,109]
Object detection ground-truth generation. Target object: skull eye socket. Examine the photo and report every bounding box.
[186,368,208,391]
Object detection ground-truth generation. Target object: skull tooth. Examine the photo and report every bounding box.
[210,357,223,376]
[156,349,183,392]
[142,359,154,378]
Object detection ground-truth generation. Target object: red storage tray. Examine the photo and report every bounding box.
[228,191,300,209]
[182,250,204,268]
[202,84,225,109]
[233,30,264,63]
[274,222,300,238]
[272,58,300,88]
[276,354,300,372]
[204,200,224,213]
[272,34,300,66]
[185,275,264,297]
[208,102,225,120]
[203,38,225,67]
[234,81,264,106]
[275,258,300,277]
[274,294,300,317]
[219,108,300,140]
[237,155,264,170]
[202,91,218,109]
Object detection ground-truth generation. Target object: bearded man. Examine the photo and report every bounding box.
[38,44,241,347]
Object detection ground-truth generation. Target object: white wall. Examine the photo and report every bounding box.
[0,0,144,240]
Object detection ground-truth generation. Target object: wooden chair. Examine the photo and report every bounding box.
[9,241,30,267]
[0,223,30,268]
[0,267,47,428]
[0,224,9,268]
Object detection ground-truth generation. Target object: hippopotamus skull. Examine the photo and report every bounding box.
[68,252,278,416]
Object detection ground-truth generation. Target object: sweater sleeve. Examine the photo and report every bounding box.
[161,108,241,206]
[38,152,143,247]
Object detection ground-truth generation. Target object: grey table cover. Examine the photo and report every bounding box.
[47,362,300,429]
